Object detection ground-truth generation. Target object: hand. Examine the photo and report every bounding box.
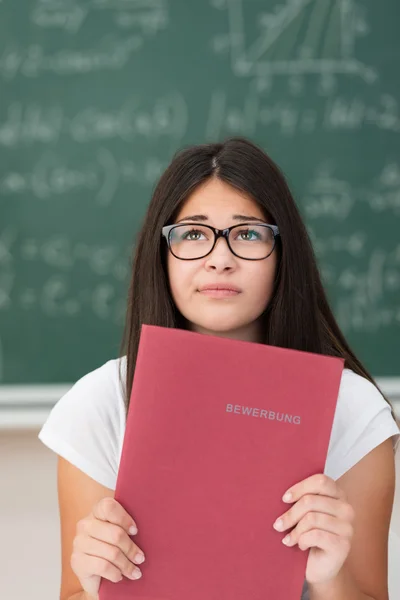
[71,497,145,599]
[273,474,355,585]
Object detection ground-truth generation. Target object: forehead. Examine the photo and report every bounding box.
[176,178,266,220]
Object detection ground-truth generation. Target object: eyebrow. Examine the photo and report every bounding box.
[176,214,267,224]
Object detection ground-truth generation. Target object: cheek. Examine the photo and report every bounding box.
[249,261,276,287]
[167,257,195,299]
[247,263,277,305]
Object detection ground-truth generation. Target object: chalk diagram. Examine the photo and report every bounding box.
[211,0,376,85]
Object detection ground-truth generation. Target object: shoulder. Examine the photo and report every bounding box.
[38,356,127,489]
[70,355,126,392]
[65,356,126,413]
[325,368,400,481]
[52,356,127,429]
[335,368,393,424]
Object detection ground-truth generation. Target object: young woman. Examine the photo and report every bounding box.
[39,137,400,600]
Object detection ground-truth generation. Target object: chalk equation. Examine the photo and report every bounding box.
[303,162,400,219]
[205,85,400,140]
[31,0,169,35]
[0,148,168,205]
[0,35,142,80]
[335,247,400,332]
[19,234,131,279]
[0,231,132,325]
[18,276,127,324]
[0,95,189,147]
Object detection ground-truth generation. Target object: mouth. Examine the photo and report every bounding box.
[198,287,241,298]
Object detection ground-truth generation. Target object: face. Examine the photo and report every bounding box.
[166,177,278,342]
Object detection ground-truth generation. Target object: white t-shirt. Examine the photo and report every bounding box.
[38,356,400,490]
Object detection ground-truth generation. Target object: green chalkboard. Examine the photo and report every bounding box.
[1,0,400,385]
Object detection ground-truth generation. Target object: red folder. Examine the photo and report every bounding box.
[99,324,344,600]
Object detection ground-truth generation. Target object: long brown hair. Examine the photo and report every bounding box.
[118,137,399,429]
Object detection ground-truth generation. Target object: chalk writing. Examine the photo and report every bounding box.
[0,36,142,80]
[205,88,400,140]
[31,0,168,35]
[303,162,400,219]
[19,235,131,280]
[0,149,168,205]
[17,275,125,324]
[0,95,188,146]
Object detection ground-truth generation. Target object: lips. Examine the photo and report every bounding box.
[199,289,240,297]
[198,284,242,293]
[198,284,242,298]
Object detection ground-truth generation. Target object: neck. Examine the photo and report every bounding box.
[188,318,264,344]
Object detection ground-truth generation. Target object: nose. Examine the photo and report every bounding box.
[204,236,236,271]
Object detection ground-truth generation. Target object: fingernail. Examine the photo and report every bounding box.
[282,492,292,502]
[129,567,142,579]
[273,519,284,531]
[135,553,145,564]
[282,535,291,545]
[129,525,138,535]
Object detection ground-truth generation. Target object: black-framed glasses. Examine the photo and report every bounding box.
[161,222,280,261]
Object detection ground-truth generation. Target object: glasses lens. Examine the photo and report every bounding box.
[169,225,214,259]
[168,224,275,259]
[229,225,275,259]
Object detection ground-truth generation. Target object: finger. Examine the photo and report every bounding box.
[73,535,143,580]
[92,497,138,535]
[283,474,347,504]
[275,495,353,532]
[281,512,354,547]
[78,518,145,565]
[297,529,351,553]
[71,552,131,584]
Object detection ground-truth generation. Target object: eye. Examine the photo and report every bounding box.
[235,228,262,241]
[181,228,207,241]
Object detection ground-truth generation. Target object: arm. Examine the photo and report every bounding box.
[309,438,396,600]
[58,456,115,600]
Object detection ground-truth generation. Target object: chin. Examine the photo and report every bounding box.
[192,316,246,335]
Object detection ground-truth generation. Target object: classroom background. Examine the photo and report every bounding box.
[0,1,399,598]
